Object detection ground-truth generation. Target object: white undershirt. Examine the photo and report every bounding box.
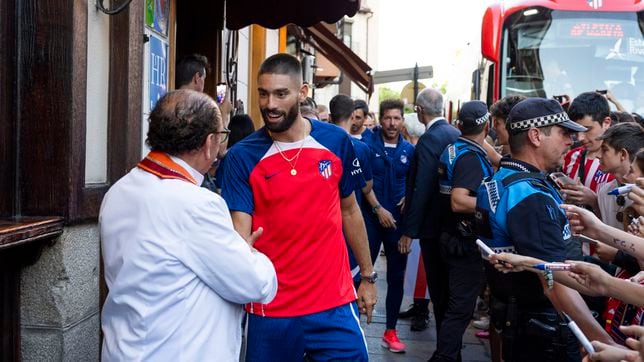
[426,117,446,130]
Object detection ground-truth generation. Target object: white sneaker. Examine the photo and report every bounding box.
[472,317,490,330]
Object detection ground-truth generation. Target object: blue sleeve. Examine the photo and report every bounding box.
[220,149,254,214]
[339,134,361,199]
[357,142,372,182]
[507,193,567,262]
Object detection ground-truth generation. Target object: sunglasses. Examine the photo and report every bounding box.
[616,195,626,223]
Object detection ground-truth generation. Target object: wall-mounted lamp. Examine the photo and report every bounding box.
[96,0,133,15]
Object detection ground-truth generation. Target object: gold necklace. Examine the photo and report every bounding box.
[269,124,308,176]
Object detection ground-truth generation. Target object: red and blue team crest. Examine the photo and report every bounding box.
[319,160,332,179]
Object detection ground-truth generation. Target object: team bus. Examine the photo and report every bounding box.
[473,0,644,114]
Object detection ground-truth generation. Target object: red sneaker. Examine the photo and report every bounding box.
[475,330,490,339]
[381,329,406,353]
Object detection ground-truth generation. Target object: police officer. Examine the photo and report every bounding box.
[475,98,614,362]
[363,99,414,353]
[430,101,494,362]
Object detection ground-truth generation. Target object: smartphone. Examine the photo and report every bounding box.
[596,89,608,95]
[553,95,568,104]
[476,239,495,256]
[216,83,226,104]
[549,172,576,188]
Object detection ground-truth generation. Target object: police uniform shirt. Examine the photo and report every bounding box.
[504,159,569,263]
[479,158,573,305]
[444,152,488,228]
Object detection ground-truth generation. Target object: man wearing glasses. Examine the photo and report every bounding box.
[100,89,277,361]
[398,88,460,344]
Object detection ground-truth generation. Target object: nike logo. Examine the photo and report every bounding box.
[264,172,280,180]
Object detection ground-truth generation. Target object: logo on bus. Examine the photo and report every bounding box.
[587,0,602,9]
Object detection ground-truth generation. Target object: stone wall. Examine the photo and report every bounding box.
[20,224,100,361]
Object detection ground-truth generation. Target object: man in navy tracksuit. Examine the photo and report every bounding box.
[363,99,414,353]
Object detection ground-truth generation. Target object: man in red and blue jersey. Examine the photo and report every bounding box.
[220,53,377,361]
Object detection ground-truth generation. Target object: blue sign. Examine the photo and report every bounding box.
[149,34,168,111]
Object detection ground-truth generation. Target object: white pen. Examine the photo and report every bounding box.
[562,312,595,353]
[576,234,599,245]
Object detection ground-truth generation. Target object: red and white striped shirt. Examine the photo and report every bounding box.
[563,146,614,192]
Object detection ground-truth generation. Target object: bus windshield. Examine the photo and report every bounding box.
[501,9,644,113]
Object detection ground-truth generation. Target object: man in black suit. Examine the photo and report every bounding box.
[398,88,460,359]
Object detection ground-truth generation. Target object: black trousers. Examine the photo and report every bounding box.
[507,316,581,362]
[426,234,485,362]
[419,237,449,337]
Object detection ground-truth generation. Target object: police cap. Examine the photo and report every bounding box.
[507,98,587,134]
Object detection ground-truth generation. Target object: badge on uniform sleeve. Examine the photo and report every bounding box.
[319,160,332,179]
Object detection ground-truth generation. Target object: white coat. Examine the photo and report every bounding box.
[100,156,277,361]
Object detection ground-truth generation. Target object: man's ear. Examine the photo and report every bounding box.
[527,128,542,147]
[299,83,309,102]
[192,72,202,85]
[601,116,612,130]
[204,133,215,160]
[620,148,630,162]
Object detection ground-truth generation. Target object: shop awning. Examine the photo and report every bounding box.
[301,23,373,95]
[226,0,361,30]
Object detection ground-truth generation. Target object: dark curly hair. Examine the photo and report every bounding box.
[146,90,221,155]
[490,95,526,120]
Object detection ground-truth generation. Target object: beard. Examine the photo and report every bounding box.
[261,102,299,133]
[350,121,363,134]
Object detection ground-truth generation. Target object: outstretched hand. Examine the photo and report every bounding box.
[488,253,539,273]
[585,340,640,362]
[622,325,644,361]
[560,204,602,240]
[566,261,611,297]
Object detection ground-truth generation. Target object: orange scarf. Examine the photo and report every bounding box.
[137,151,198,185]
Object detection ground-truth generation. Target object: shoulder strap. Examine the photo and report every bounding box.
[501,171,561,201]
[501,172,546,187]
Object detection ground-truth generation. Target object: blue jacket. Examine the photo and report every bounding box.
[402,119,461,239]
[365,128,414,215]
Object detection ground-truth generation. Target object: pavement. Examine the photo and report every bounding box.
[361,253,492,362]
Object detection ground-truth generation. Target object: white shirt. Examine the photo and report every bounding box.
[99,157,277,361]
[597,179,633,230]
[426,116,447,131]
